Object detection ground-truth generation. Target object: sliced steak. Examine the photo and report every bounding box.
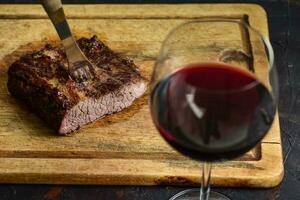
[7,36,147,135]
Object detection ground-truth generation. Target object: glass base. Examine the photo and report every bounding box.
[169,189,230,200]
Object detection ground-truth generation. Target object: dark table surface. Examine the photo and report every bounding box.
[0,0,299,199]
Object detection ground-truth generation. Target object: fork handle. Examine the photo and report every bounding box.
[41,0,72,40]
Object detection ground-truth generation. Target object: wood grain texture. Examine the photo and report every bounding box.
[0,4,283,187]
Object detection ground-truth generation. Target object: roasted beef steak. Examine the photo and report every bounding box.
[7,36,147,135]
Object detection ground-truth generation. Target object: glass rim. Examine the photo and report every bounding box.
[159,18,274,69]
[154,18,275,94]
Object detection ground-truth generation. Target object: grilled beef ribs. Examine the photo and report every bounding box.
[7,36,147,135]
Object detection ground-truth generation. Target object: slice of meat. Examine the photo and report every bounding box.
[7,36,147,135]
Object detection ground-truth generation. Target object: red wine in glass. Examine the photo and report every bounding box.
[151,62,276,162]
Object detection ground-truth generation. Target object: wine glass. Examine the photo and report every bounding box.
[149,19,277,200]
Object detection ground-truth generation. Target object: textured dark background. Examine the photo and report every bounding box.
[0,0,299,200]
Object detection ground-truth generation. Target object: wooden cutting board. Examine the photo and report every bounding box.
[0,4,283,187]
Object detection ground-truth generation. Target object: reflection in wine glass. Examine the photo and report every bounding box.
[150,19,277,200]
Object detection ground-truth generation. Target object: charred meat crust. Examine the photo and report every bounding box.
[7,35,146,134]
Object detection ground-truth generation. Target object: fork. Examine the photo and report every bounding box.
[41,0,95,83]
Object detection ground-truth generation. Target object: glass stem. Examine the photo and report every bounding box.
[200,162,212,200]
